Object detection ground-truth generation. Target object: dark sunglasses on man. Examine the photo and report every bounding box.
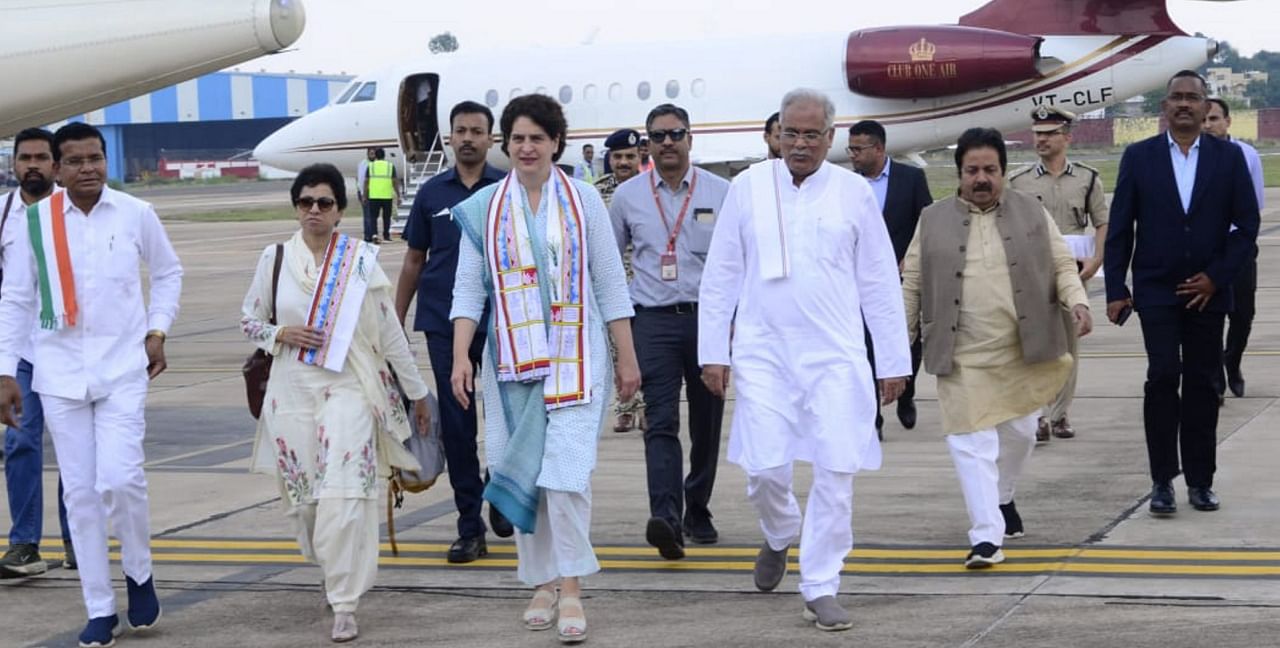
[647,128,688,144]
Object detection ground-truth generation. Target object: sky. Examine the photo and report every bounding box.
[243,0,1280,77]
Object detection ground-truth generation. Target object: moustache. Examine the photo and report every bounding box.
[973,183,994,193]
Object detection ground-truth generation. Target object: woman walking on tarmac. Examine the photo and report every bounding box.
[449,94,641,644]
[240,163,432,643]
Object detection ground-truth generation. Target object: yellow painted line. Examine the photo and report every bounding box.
[40,553,1280,577]
[1079,549,1280,561]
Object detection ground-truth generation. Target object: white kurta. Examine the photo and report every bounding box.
[699,161,911,474]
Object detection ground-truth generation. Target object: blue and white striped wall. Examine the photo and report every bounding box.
[53,71,352,127]
[47,71,353,181]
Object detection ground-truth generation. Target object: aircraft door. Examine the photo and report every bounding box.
[398,73,441,162]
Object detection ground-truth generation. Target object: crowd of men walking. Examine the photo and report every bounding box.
[0,67,1261,645]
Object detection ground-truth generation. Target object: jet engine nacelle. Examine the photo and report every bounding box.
[846,26,1044,99]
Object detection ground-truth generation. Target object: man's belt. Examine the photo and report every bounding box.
[634,302,698,315]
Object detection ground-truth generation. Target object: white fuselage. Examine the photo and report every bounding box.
[254,32,1212,176]
[0,0,305,137]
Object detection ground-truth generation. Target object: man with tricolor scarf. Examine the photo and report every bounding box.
[0,122,183,648]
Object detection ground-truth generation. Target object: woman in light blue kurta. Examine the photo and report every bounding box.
[449,94,640,644]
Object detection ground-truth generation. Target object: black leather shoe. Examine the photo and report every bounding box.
[1149,482,1177,516]
[1188,487,1220,511]
[645,517,685,560]
[683,516,719,545]
[1227,366,1246,398]
[489,504,514,538]
[447,536,488,563]
[897,397,917,429]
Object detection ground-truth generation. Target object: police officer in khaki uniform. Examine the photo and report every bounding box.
[1009,106,1108,443]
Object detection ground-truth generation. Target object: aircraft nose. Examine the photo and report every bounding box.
[257,0,306,50]
[254,122,297,171]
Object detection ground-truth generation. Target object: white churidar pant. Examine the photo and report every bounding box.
[946,411,1039,546]
[746,463,854,601]
[291,498,379,613]
[43,372,151,619]
[514,487,599,587]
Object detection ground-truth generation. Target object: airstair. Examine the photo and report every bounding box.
[389,143,448,239]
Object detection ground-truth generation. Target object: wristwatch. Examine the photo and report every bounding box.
[145,329,167,341]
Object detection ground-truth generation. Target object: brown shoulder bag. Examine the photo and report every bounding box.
[243,244,284,419]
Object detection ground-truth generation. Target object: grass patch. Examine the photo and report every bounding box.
[164,208,296,222]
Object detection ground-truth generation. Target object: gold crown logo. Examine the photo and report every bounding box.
[909,38,937,62]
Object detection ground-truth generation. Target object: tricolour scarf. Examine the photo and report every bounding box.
[26,190,77,330]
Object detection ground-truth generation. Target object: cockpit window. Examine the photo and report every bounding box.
[335,82,361,105]
[351,82,378,103]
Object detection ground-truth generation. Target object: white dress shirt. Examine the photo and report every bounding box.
[1167,132,1200,213]
[0,190,39,363]
[0,186,183,399]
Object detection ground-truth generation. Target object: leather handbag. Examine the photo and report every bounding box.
[242,244,284,419]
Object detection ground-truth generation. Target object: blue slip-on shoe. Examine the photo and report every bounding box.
[126,575,162,630]
[78,614,121,648]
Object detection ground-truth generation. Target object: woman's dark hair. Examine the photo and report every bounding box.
[500,94,568,161]
[954,127,1007,177]
[290,163,347,211]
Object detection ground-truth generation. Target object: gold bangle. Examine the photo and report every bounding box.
[146,329,167,341]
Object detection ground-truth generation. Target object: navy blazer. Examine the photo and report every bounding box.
[1104,132,1259,313]
[882,160,933,263]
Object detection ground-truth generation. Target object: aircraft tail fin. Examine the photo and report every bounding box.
[959,0,1185,36]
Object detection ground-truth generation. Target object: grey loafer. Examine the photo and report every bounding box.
[753,542,789,592]
[802,595,853,631]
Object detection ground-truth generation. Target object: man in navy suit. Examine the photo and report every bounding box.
[1104,70,1260,516]
[848,120,932,432]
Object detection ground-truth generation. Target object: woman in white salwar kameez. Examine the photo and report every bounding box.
[240,164,432,643]
[450,95,640,644]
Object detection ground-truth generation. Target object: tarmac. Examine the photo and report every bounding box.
[2,187,1279,647]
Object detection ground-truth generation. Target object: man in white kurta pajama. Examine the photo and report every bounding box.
[699,90,910,632]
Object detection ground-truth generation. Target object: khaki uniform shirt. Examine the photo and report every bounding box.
[1008,161,1109,236]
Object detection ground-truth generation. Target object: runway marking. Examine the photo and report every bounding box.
[31,540,1280,579]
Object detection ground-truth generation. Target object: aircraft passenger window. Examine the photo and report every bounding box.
[665,80,679,99]
[584,84,598,102]
[637,81,651,101]
[335,82,361,105]
[559,85,573,104]
[485,89,499,107]
[691,79,706,98]
[608,83,622,102]
[351,82,377,103]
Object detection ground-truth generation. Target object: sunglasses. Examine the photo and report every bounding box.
[647,128,688,144]
[296,196,337,212]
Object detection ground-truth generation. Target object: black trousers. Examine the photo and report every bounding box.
[865,326,923,424]
[365,199,393,240]
[1138,306,1225,488]
[1216,255,1258,393]
[633,309,725,531]
[426,332,488,539]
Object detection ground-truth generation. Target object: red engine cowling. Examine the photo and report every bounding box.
[846,26,1044,99]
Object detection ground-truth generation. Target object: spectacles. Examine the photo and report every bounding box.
[847,144,877,155]
[781,129,829,143]
[647,128,688,144]
[60,155,106,169]
[296,196,337,212]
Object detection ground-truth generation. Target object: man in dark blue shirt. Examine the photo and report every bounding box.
[395,100,509,562]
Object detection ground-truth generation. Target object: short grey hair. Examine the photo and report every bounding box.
[780,88,836,132]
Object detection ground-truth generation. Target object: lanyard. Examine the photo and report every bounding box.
[649,169,698,254]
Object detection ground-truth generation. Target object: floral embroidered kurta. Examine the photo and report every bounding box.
[241,234,429,504]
